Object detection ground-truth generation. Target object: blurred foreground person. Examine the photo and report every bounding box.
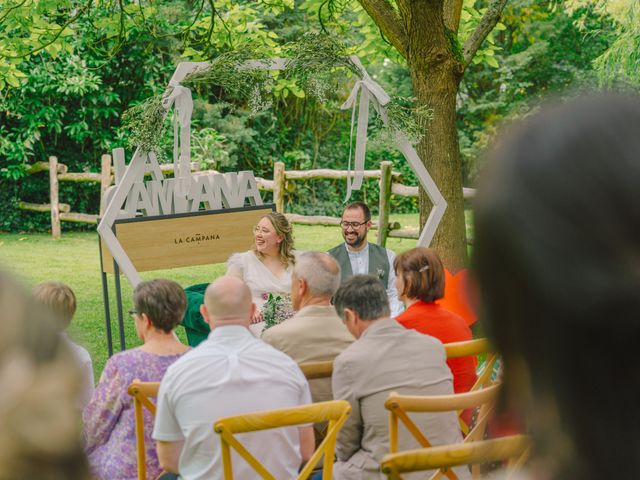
[473,93,640,479]
[0,270,91,479]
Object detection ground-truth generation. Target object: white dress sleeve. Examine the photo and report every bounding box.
[227,252,246,279]
[386,249,405,317]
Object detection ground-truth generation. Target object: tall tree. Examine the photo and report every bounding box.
[355,0,508,271]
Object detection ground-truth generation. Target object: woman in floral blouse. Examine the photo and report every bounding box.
[83,279,190,480]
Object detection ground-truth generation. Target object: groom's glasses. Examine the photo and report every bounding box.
[340,220,367,230]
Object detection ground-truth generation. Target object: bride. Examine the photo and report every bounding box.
[227,212,296,335]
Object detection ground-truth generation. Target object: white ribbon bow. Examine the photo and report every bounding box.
[340,69,390,202]
[162,82,193,195]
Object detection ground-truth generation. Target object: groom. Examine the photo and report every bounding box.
[328,202,403,316]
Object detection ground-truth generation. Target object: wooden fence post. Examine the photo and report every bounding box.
[377,160,393,247]
[112,147,126,185]
[273,161,285,213]
[49,156,61,239]
[99,154,112,216]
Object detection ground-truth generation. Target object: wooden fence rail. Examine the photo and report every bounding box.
[269,160,475,246]
[18,156,476,244]
[18,155,114,238]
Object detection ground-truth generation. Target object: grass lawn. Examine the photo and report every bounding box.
[0,212,447,378]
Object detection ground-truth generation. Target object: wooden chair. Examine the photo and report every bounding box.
[299,360,334,380]
[298,338,498,388]
[214,400,351,480]
[444,338,499,392]
[127,380,161,480]
[380,434,531,480]
[385,383,502,479]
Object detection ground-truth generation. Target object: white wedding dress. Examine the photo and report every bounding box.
[227,250,294,336]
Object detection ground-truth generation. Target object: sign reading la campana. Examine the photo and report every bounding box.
[119,170,263,218]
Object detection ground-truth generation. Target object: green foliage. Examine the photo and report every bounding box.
[459,0,506,68]
[456,0,615,184]
[182,50,271,98]
[191,127,230,170]
[0,7,176,230]
[0,0,627,233]
[121,31,431,168]
[0,0,78,89]
[383,97,434,144]
[282,31,359,102]
[568,0,640,88]
[120,95,166,156]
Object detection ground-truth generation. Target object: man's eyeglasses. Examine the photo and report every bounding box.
[340,220,368,230]
[128,309,138,317]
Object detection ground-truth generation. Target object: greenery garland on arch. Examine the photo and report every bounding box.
[120,33,432,157]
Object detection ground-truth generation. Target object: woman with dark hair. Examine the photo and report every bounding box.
[227,211,297,335]
[394,247,476,393]
[83,279,190,480]
[473,93,640,479]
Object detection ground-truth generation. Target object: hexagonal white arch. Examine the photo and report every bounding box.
[97,56,446,286]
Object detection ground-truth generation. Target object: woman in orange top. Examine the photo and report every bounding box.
[394,247,476,393]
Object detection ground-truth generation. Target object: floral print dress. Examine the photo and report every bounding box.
[83,348,187,480]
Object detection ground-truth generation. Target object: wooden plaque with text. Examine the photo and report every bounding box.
[100,205,274,273]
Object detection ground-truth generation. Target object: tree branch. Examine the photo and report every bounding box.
[357,0,409,59]
[462,0,508,66]
[1,0,93,60]
[443,0,464,33]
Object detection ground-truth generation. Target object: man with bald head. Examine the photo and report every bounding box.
[153,276,314,480]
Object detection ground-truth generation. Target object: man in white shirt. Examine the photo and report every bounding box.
[153,276,314,480]
[328,202,404,316]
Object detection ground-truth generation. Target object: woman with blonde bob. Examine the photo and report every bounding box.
[227,211,296,334]
[394,247,476,393]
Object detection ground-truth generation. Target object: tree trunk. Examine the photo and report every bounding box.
[400,0,468,272]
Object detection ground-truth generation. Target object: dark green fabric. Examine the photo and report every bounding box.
[368,243,390,287]
[328,244,352,280]
[327,242,390,286]
[181,283,210,347]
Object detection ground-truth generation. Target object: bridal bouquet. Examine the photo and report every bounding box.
[262,293,295,330]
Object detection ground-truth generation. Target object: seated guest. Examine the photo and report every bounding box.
[181,212,296,344]
[227,212,297,335]
[263,251,354,403]
[32,281,95,407]
[328,201,404,316]
[332,275,468,480]
[394,247,477,393]
[0,270,91,479]
[153,276,314,479]
[83,279,190,480]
